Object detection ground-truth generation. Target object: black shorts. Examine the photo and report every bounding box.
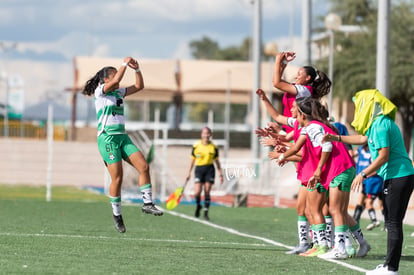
[194,165,215,184]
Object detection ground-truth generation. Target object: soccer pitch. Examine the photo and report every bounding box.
[1,185,413,274]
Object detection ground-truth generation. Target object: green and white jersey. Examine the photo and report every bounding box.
[95,84,127,136]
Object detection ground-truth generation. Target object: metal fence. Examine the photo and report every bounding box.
[0,121,66,140]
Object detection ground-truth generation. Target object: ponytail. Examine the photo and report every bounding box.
[82,66,117,96]
[312,70,331,99]
[82,72,100,96]
[310,100,338,134]
[302,66,331,99]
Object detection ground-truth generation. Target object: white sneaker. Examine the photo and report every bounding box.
[317,247,348,259]
[357,240,371,257]
[366,264,398,275]
[367,221,381,230]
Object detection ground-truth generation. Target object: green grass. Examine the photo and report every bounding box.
[1,185,414,274]
[0,184,108,202]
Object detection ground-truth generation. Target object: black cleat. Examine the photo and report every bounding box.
[141,204,163,216]
[113,214,126,233]
[203,212,210,221]
[195,205,202,218]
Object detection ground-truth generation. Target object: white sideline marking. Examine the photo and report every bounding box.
[166,209,369,274]
[166,210,292,249]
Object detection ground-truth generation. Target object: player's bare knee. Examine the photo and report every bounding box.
[138,162,149,174]
[111,175,123,185]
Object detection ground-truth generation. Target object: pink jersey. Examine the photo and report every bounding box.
[282,84,313,133]
[291,120,306,185]
[292,119,301,142]
[300,120,355,190]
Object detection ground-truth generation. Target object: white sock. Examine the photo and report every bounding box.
[298,217,309,245]
[110,196,122,216]
[345,230,353,248]
[334,231,347,252]
[314,224,328,247]
[325,216,333,248]
[140,184,153,204]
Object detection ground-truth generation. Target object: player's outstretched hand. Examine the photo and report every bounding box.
[322,133,337,143]
[266,122,282,133]
[256,88,267,100]
[274,145,287,153]
[128,58,139,70]
[268,150,279,160]
[284,51,296,62]
[255,127,269,138]
[260,137,276,147]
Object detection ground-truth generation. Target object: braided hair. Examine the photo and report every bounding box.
[82,66,117,96]
[302,66,331,99]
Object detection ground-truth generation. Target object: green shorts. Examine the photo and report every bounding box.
[329,167,356,192]
[307,182,328,193]
[97,133,139,164]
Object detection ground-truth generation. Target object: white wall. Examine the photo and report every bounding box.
[2,139,103,186]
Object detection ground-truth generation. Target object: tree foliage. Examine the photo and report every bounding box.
[318,0,414,150]
[189,36,251,61]
[188,36,251,125]
[189,36,221,60]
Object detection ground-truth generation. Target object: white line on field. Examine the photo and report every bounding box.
[166,210,292,249]
[165,209,369,274]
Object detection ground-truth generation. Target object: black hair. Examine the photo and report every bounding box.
[302,66,332,100]
[82,66,117,96]
[297,97,338,134]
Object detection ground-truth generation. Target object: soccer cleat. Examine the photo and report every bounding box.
[195,205,202,218]
[366,221,381,230]
[356,240,371,257]
[299,244,318,256]
[306,245,329,257]
[141,204,164,216]
[366,264,399,275]
[112,214,126,233]
[285,243,310,255]
[346,246,356,258]
[317,247,348,259]
[203,211,210,221]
